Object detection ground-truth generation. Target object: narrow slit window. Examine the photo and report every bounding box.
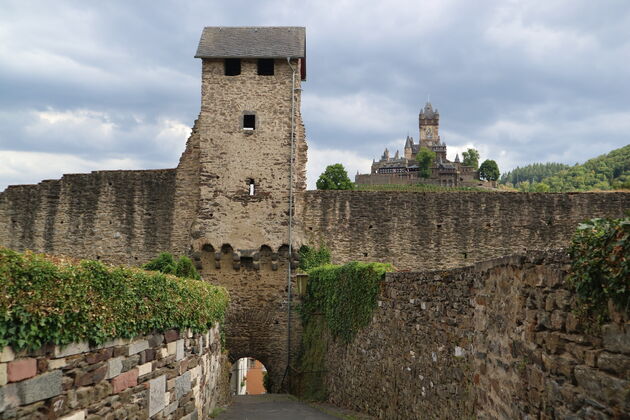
[257,59,274,76]
[224,59,241,76]
[243,114,256,130]
[247,179,255,196]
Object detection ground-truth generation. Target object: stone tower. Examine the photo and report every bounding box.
[175,26,308,392]
[184,26,307,255]
[419,102,440,147]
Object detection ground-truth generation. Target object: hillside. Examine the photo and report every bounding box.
[503,144,630,192]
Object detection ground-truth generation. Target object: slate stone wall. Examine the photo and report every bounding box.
[0,169,192,266]
[300,191,630,270]
[322,251,630,419]
[0,326,228,420]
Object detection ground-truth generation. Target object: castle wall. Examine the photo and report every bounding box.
[321,251,630,419]
[300,191,630,270]
[0,169,194,265]
[0,326,229,419]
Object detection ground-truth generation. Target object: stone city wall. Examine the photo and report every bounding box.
[300,191,630,270]
[0,326,229,420]
[0,169,194,266]
[321,251,629,419]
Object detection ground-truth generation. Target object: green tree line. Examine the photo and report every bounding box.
[501,144,630,192]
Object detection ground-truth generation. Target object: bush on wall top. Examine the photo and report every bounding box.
[568,216,629,321]
[0,248,228,351]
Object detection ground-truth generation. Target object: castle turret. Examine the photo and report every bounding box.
[404,136,414,160]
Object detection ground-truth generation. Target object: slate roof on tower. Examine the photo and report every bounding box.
[195,27,306,59]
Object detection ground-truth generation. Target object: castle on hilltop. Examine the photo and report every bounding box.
[355,102,481,187]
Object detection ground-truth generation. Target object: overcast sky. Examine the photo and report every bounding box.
[1,0,629,191]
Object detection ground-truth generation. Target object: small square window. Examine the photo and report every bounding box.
[257,59,274,76]
[224,59,241,76]
[243,114,256,130]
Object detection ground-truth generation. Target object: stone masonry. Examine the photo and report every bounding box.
[0,326,229,420]
[321,251,630,419]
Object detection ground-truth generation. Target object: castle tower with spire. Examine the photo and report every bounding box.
[357,101,480,187]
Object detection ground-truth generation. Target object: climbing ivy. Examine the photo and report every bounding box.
[0,248,228,351]
[568,216,629,321]
[301,261,393,342]
[294,259,392,399]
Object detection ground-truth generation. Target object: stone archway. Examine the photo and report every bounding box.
[195,243,302,392]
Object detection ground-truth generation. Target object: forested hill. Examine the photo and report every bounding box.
[501,144,630,192]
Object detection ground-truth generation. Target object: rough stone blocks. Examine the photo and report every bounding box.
[149,375,166,417]
[54,342,90,358]
[7,358,37,382]
[106,356,124,379]
[128,339,149,356]
[175,371,191,400]
[111,368,138,394]
[17,370,62,404]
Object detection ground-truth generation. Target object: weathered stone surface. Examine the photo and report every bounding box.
[0,364,6,386]
[7,358,37,382]
[121,355,140,372]
[74,363,107,386]
[60,410,86,420]
[175,371,191,400]
[54,342,90,358]
[106,356,124,379]
[0,383,19,413]
[597,351,630,378]
[148,334,164,348]
[175,340,185,362]
[111,369,138,394]
[137,362,152,377]
[85,348,113,364]
[575,365,629,407]
[602,323,630,354]
[128,340,149,356]
[0,347,15,363]
[149,375,166,417]
[165,330,179,343]
[17,370,62,404]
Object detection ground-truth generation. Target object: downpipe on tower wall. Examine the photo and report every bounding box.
[282,57,297,391]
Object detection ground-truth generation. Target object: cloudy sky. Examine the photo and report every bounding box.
[1,0,629,191]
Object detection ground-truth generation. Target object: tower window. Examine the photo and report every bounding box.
[243,114,256,130]
[257,59,274,76]
[224,59,241,76]
[247,178,255,196]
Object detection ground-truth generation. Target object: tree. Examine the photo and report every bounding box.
[143,252,201,280]
[462,148,480,169]
[316,163,354,190]
[415,147,436,179]
[479,159,500,181]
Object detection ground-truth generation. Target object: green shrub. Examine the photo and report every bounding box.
[298,245,331,272]
[0,248,228,350]
[143,252,201,280]
[568,217,629,321]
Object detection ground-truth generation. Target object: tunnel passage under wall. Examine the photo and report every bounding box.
[194,243,302,392]
[299,191,630,270]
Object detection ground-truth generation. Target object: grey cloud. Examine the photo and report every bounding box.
[0,0,629,191]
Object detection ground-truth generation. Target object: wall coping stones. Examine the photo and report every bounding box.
[0,347,15,363]
[128,339,150,356]
[54,342,90,358]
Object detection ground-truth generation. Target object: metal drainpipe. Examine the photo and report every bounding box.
[284,57,296,390]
